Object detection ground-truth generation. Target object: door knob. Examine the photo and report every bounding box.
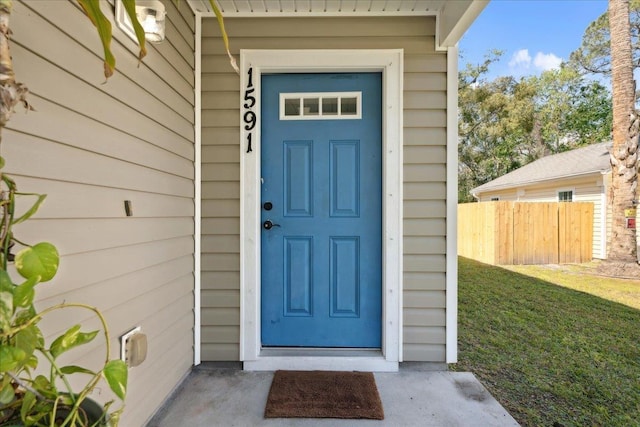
[263,220,280,230]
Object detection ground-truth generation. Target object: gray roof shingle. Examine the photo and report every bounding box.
[472,142,612,195]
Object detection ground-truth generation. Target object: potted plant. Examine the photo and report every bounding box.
[0,171,128,426]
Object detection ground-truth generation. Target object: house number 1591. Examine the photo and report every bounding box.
[244,67,256,153]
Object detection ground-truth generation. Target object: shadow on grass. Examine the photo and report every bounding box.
[452,257,640,427]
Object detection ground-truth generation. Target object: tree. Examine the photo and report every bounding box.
[458,52,536,202]
[569,0,640,75]
[458,52,613,202]
[530,67,613,153]
[607,0,639,264]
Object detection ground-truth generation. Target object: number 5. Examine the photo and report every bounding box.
[244,88,256,109]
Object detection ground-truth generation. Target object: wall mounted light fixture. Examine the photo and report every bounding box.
[115,0,166,43]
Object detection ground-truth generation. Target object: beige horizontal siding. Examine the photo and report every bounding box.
[201,272,241,288]
[478,191,518,202]
[201,17,436,38]
[10,95,194,172]
[404,201,447,218]
[404,308,446,326]
[5,132,193,197]
[201,15,448,362]
[404,272,447,291]
[405,182,447,199]
[203,307,240,325]
[404,127,447,145]
[405,73,447,91]
[404,236,447,254]
[13,177,193,220]
[404,219,447,236]
[404,326,446,343]
[401,28,447,360]
[403,343,446,361]
[404,146,448,164]
[203,36,435,54]
[10,2,196,426]
[202,343,240,360]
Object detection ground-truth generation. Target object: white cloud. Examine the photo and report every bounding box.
[508,49,563,75]
[508,49,532,69]
[533,52,563,71]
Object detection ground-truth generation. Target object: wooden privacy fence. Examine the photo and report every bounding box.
[458,202,594,265]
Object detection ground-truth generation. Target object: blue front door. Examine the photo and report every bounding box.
[261,73,382,348]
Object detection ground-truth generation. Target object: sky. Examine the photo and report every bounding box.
[459,0,609,79]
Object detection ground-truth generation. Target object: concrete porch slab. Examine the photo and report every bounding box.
[146,365,519,427]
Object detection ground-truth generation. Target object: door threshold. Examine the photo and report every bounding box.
[261,347,382,357]
[243,348,399,372]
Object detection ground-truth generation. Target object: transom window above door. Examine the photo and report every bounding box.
[280,92,362,120]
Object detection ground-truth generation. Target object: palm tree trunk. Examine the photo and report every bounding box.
[608,0,639,263]
[0,0,31,144]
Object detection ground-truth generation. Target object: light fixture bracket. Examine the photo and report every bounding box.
[115,0,166,44]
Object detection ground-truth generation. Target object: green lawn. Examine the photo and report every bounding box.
[502,262,640,310]
[453,257,640,426]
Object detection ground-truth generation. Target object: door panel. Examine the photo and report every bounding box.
[261,73,382,348]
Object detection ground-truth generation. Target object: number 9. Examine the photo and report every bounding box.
[244,111,256,131]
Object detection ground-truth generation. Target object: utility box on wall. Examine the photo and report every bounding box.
[625,208,637,229]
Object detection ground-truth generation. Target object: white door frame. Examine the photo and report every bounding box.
[239,49,403,371]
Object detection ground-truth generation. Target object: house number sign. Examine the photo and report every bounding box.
[243,67,256,153]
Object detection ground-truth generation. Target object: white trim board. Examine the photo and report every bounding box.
[239,49,404,372]
[445,45,458,364]
[600,187,608,259]
[193,12,203,367]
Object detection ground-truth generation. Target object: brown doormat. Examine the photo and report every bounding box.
[264,370,384,420]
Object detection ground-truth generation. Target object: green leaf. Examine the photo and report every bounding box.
[50,325,98,359]
[13,276,40,308]
[0,291,13,331]
[0,270,14,329]
[20,390,37,421]
[14,324,40,369]
[15,242,59,282]
[24,354,38,371]
[14,306,38,327]
[12,193,46,225]
[0,345,26,372]
[209,0,239,73]
[0,155,5,170]
[103,360,127,400]
[0,269,13,292]
[77,0,116,79]
[31,375,57,399]
[120,0,147,61]
[60,365,96,375]
[0,375,15,404]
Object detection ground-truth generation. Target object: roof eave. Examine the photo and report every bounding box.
[436,0,489,49]
[472,169,610,197]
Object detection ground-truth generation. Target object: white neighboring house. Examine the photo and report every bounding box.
[472,142,640,260]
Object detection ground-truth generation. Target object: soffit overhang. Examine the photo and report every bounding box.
[187,0,489,49]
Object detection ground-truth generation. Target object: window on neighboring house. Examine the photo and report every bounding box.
[558,191,573,202]
[490,197,500,201]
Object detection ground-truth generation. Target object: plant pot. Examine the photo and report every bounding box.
[50,397,106,426]
[0,397,106,427]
